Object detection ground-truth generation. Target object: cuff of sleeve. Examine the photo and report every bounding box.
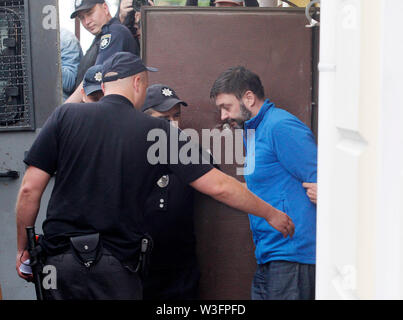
[23,157,55,176]
[181,165,214,185]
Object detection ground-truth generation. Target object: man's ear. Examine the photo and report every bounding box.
[243,90,256,109]
[101,83,105,93]
[102,3,109,14]
[132,75,141,92]
[81,88,87,103]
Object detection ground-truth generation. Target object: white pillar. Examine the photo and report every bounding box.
[316,0,340,299]
[317,0,403,299]
[374,0,403,300]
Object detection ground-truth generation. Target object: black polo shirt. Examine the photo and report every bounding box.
[24,94,213,263]
[95,17,140,65]
[144,148,217,270]
[144,174,197,269]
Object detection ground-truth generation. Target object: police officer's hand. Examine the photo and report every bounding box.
[16,250,33,282]
[267,209,295,239]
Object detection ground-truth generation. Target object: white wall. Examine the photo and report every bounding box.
[374,0,403,299]
[317,0,403,299]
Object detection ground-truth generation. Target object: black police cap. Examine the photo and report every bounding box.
[142,84,188,113]
[71,0,105,19]
[83,64,103,96]
[102,52,158,83]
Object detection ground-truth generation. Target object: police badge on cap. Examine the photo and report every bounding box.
[94,72,102,82]
[162,88,173,97]
[142,84,188,113]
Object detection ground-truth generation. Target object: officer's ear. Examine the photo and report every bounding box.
[101,3,110,16]
[81,88,87,103]
[133,73,146,92]
[132,75,140,92]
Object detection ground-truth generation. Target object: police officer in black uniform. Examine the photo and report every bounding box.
[67,0,139,102]
[16,52,294,300]
[141,84,201,300]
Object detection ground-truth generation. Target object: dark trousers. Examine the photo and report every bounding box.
[43,249,142,300]
[251,261,315,300]
[143,265,200,300]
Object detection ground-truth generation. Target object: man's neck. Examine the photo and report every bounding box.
[250,99,266,118]
[104,91,137,109]
[95,15,113,36]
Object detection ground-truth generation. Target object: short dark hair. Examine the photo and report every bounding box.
[210,66,265,101]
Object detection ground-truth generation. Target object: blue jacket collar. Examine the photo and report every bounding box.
[244,99,274,129]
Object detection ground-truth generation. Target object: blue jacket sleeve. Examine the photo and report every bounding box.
[60,29,83,95]
[272,118,318,183]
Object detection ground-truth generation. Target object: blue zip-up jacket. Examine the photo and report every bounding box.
[244,99,317,265]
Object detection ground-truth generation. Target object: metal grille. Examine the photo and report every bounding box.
[0,0,34,131]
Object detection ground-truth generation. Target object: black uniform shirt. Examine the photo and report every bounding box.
[24,94,213,263]
[95,17,140,65]
[144,147,217,269]
[144,174,197,269]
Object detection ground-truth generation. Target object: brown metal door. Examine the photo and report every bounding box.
[142,7,313,299]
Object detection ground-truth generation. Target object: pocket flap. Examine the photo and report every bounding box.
[70,233,100,253]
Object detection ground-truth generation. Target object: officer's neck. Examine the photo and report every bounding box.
[95,15,113,36]
[104,90,138,110]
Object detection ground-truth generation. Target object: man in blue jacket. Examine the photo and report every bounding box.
[210,66,318,300]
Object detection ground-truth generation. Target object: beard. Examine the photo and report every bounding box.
[230,101,252,129]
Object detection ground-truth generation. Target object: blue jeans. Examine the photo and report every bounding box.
[251,261,315,300]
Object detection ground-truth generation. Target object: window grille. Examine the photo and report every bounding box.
[0,0,34,131]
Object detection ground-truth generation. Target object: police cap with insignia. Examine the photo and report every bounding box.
[71,0,105,19]
[83,64,103,96]
[142,84,188,113]
[102,52,158,83]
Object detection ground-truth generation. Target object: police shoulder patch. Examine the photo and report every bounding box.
[100,34,112,50]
